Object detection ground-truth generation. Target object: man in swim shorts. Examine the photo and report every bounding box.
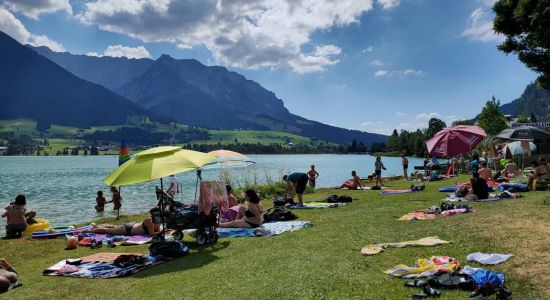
[0,258,19,293]
[283,172,309,207]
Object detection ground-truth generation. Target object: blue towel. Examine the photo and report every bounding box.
[218,221,312,238]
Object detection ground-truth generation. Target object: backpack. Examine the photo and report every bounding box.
[273,197,295,207]
[370,186,382,190]
[263,207,298,223]
[149,240,189,258]
[337,195,353,202]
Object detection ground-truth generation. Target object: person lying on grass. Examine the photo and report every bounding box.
[220,189,263,228]
[85,211,161,236]
[337,170,363,190]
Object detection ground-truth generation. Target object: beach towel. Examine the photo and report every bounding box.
[398,212,436,221]
[466,253,513,265]
[380,189,418,195]
[440,208,468,216]
[44,253,169,278]
[76,233,153,245]
[361,236,451,256]
[290,202,344,209]
[357,186,386,190]
[438,187,457,192]
[217,221,312,238]
[444,194,501,202]
[384,256,460,279]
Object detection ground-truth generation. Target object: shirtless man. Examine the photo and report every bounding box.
[528,160,550,190]
[338,171,363,190]
[478,162,493,181]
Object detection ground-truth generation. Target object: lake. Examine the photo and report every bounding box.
[0,154,424,230]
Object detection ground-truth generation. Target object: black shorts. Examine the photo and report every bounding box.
[403,164,408,169]
[124,222,136,235]
[295,174,309,194]
[375,170,381,176]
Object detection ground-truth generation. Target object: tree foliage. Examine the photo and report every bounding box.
[493,0,550,89]
[478,96,509,135]
[452,119,473,126]
[425,118,447,139]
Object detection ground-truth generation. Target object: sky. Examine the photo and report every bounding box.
[0,0,539,135]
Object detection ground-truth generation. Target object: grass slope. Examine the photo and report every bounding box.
[2,176,549,299]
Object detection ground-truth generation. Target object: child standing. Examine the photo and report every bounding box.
[109,187,122,211]
[95,190,107,212]
[2,195,28,239]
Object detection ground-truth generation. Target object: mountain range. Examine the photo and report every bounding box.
[26,37,387,145]
[0,32,163,128]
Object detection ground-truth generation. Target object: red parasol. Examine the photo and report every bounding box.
[426,125,486,157]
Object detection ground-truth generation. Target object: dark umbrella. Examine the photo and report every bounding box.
[496,126,550,141]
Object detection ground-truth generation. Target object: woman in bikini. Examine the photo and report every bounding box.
[307,165,320,189]
[220,189,263,228]
[86,213,161,236]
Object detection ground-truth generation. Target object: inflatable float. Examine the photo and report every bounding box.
[24,218,50,232]
[32,224,94,239]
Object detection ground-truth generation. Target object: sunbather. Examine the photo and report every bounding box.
[220,190,263,228]
[502,161,520,178]
[85,215,160,236]
[465,172,489,200]
[528,160,550,191]
[337,170,363,189]
[478,162,492,181]
[2,195,27,239]
[0,258,19,293]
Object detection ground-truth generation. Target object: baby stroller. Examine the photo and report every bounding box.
[152,181,227,245]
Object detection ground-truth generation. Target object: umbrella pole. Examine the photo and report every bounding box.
[117,186,121,220]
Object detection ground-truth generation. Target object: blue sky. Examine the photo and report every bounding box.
[0,0,538,135]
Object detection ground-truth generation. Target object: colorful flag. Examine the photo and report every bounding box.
[119,141,130,166]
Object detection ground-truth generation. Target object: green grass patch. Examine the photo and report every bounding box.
[2,176,549,299]
[0,119,37,134]
[205,130,312,145]
[48,125,80,136]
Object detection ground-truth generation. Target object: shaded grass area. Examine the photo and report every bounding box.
[2,176,549,299]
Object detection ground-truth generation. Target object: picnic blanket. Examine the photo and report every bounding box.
[466,253,513,265]
[385,256,460,279]
[76,233,153,245]
[445,194,501,202]
[44,253,169,278]
[362,236,451,256]
[398,212,436,221]
[217,221,312,238]
[290,202,344,209]
[380,189,418,195]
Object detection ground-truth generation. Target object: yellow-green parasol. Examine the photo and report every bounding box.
[104,146,217,187]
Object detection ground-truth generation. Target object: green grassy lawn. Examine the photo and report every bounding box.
[0,119,37,134]
[47,125,80,136]
[2,177,549,299]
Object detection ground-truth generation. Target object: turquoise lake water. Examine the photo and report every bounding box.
[0,154,424,230]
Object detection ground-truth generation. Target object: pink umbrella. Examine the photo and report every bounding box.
[426,125,486,157]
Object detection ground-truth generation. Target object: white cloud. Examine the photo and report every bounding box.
[462,5,504,43]
[370,59,384,66]
[0,7,65,52]
[176,43,192,50]
[86,45,152,59]
[362,46,373,53]
[3,0,72,20]
[360,121,377,127]
[416,112,442,121]
[30,34,66,52]
[374,68,424,78]
[78,0,375,73]
[0,7,30,43]
[377,0,400,10]
[374,70,388,77]
[337,83,347,89]
[396,112,407,117]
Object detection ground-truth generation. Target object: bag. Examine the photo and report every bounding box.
[337,195,353,202]
[325,194,338,203]
[455,186,469,198]
[114,254,147,268]
[263,207,298,223]
[273,197,295,207]
[370,186,381,190]
[149,240,189,258]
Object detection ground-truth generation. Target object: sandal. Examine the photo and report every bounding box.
[405,279,427,288]
[413,285,441,298]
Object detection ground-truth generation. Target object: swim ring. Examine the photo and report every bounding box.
[25,218,50,232]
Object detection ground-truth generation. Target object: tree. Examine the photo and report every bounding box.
[530,112,537,122]
[493,0,550,89]
[425,118,447,139]
[516,114,530,123]
[452,119,473,126]
[478,96,509,135]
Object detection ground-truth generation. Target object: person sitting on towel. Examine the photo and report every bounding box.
[465,172,489,200]
[528,160,550,191]
[0,258,19,293]
[478,161,493,181]
[502,161,520,178]
[85,212,161,236]
[220,189,263,228]
[338,171,363,190]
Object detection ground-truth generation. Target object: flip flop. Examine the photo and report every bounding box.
[413,285,441,298]
[405,279,427,288]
